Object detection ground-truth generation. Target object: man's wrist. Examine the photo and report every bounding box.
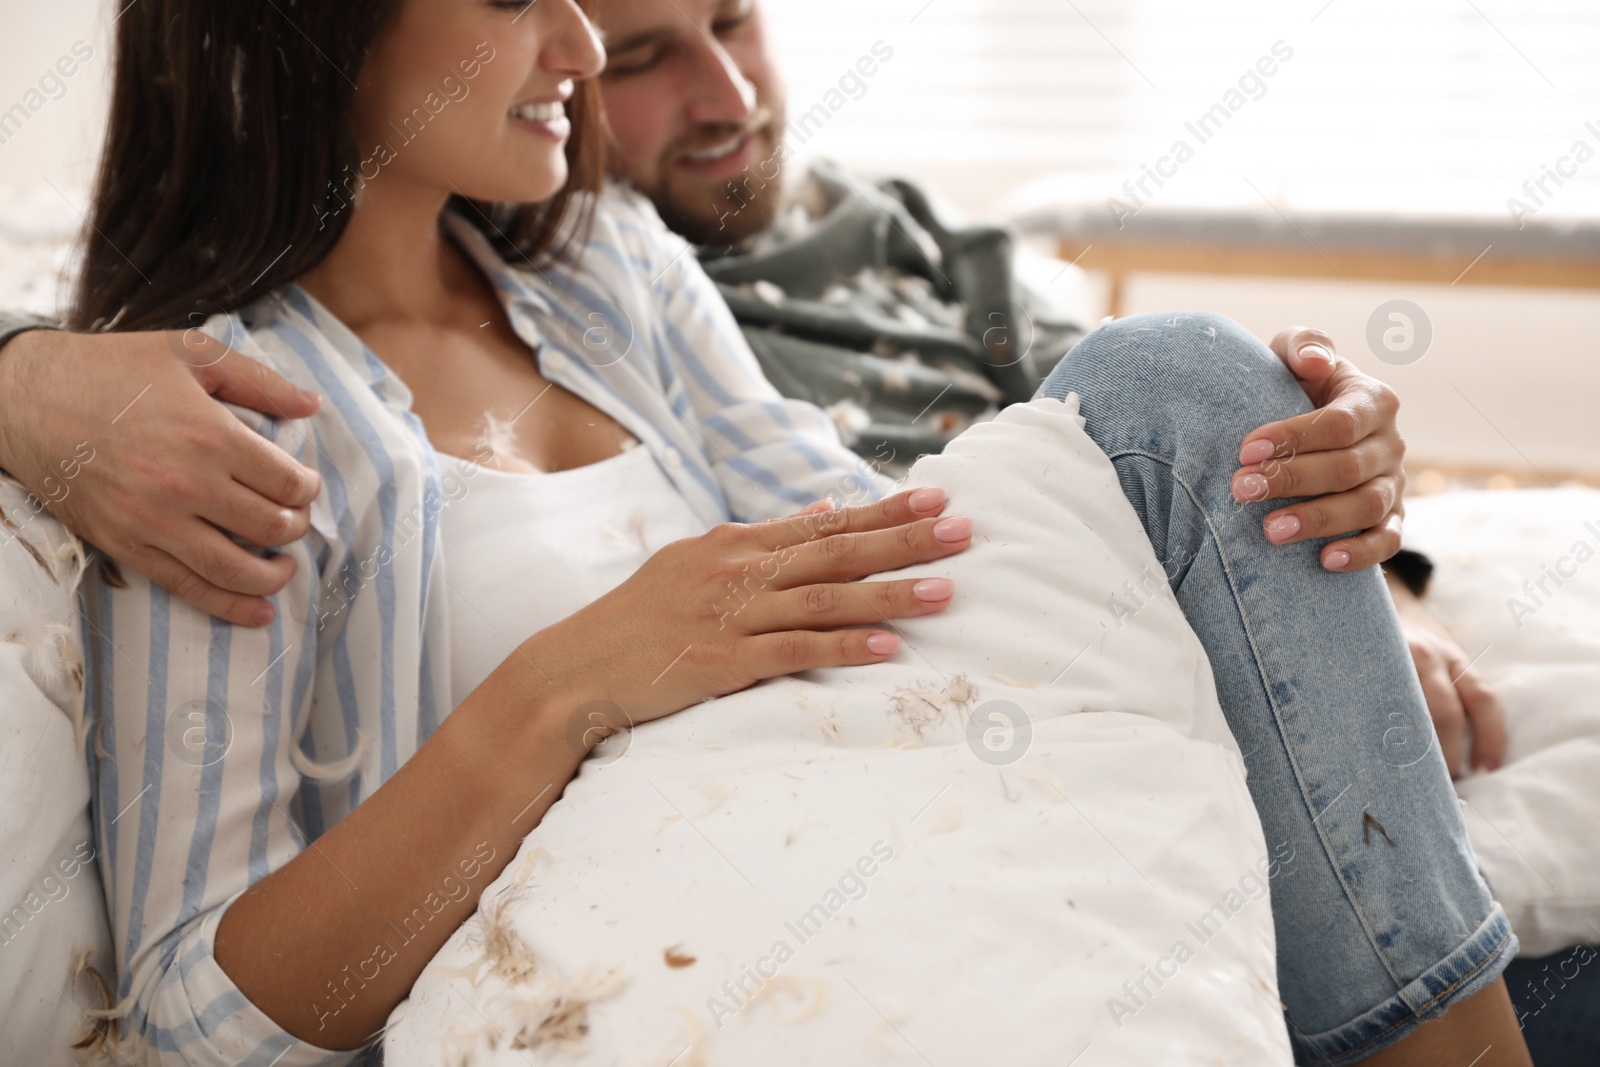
[0,326,52,473]
[0,314,58,379]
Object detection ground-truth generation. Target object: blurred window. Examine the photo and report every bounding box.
[764,0,1600,217]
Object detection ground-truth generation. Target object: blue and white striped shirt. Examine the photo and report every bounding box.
[81,185,891,1065]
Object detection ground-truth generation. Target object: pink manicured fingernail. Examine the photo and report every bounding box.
[254,606,275,626]
[867,633,901,655]
[1234,473,1269,502]
[1265,514,1301,542]
[1299,343,1334,366]
[1324,549,1352,570]
[932,516,972,542]
[1240,439,1275,465]
[913,578,954,601]
[908,487,946,513]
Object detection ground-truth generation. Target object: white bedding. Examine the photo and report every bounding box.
[1403,488,1600,958]
[385,397,1291,1066]
[0,481,113,1065]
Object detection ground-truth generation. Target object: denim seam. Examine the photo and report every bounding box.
[1300,910,1514,1064]
[1101,443,1408,997]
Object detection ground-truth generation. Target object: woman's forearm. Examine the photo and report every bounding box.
[210,484,964,1049]
[213,641,586,1048]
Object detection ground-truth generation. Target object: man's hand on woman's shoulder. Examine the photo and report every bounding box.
[1230,325,1406,572]
[0,328,323,626]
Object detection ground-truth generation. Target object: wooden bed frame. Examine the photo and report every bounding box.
[1024,205,1600,319]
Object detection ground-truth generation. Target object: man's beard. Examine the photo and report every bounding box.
[640,107,789,249]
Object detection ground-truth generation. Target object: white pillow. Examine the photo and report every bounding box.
[1402,488,1600,957]
[386,397,1291,1066]
[0,480,114,1064]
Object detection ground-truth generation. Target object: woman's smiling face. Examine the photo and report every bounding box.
[351,0,606,205]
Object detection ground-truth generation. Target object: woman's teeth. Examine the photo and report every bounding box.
[683,135,746,163]
[509,101,566,123]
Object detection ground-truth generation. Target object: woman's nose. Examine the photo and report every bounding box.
[543,0,607,80]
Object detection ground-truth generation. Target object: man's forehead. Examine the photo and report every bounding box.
[594,0,741,44]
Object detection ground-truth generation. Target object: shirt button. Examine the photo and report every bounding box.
[663,447,683,469]
[542,349,568,374]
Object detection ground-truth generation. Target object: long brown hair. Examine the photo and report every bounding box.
[70,0,604,332]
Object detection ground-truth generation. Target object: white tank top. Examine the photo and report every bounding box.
[439,443,709,706]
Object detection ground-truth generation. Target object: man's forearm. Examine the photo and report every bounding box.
[0,318,57,477]
[0,311,57,353]
[0,312,60,455]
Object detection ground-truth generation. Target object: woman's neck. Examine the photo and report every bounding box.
[297,176,474,332]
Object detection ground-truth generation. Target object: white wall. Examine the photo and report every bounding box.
[0,0,111,196]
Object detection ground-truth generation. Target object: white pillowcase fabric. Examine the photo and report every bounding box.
[385,396,1291,1066]
[0,481,113,1064]
[1402,488,1600,958]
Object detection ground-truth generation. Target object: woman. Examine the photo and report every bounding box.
[72,0,1524,1064]
[76,1,967,1061]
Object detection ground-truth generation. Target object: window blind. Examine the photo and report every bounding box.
[763,0,1600,220]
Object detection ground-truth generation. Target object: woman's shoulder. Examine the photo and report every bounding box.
[198,290,434,529]
[587,181,697,281]
[450,186,701,328]
[592,181,679,236]
[229,285,405,403]
[439,188,685,303]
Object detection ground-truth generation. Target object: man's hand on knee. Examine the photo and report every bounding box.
[1229,326,1405,572]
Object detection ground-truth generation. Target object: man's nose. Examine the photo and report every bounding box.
[684,39,757,125]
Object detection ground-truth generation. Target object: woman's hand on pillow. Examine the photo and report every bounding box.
[0,327,323,626]
[520,486,969,734]
[1230,326,1405,572]
[1384,570,1507,776]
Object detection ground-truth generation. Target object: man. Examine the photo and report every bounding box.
[593,0,1104,465]
[600,4,1085,469]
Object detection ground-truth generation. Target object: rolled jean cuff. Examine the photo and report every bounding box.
[1294,902,1519,1066]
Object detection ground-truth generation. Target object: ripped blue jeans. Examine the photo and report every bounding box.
[1037,312,1515,1065]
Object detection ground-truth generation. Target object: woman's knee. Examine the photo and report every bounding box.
[1038,311,1307,426]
